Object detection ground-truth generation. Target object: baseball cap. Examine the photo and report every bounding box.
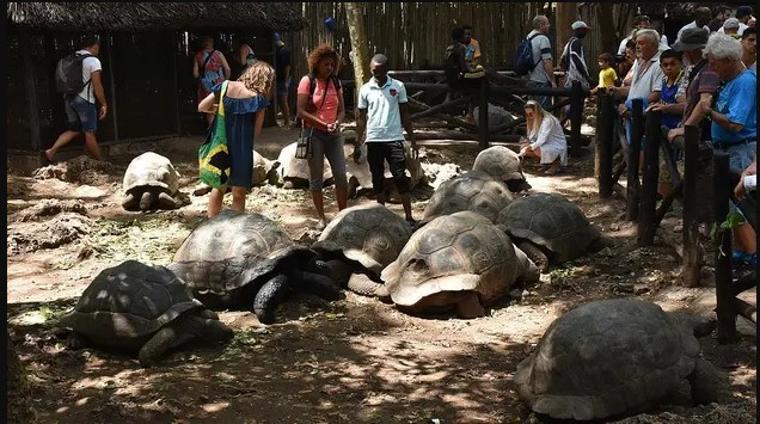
[723,18,740,29]
[571,21,591,31]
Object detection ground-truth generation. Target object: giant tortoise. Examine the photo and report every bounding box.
[122,152,181,211]
[472,145,531,192]
[168,210,341,324]
[381,211,539,318]
[495,192,606,271]
[312,203,412,297]
[345,141,426,202]
[422,170,514,224]
[275,142,334,189]
[61,260,233,367]
[515,298,722,421]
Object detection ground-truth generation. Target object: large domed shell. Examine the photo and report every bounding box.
[422,170,513,223]
[62,260,202,343]
[472,146,525,184]
[170,210,313,294]
[381,211,520,307]
[514,298,700,421]
[276,142,332,183]
[313,203,413,275]
[122,152,180,195]
[252,150,277,186]
[344,141,426,196]
[496,192,600,263]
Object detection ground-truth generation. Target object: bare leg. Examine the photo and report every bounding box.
[46,130,81,161]
[207,188,224,218]
[279,94,291,126]
[734,224,757,254]
[83,132,102,160]
[230,186,247,213]
[335,186,348,211]
[205,113,214,126]
[375,191,386,206]
[400,192,414,222]
[311,189,327,229]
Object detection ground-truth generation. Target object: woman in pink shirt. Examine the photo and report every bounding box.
[296,44,347,230]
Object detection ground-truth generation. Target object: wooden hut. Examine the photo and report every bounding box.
[6,2,305,163]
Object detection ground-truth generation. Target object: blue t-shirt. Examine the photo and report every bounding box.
[712,69,757,144]
[660,76,681,130]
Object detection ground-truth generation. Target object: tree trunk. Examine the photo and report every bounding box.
[555,3,577,60]
[344,2,371,106]
[597,3,619,56]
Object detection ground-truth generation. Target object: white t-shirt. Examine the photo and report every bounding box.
[626,52,665,102]
[358,76,408,142]
[527,30,552,84]
[76,49,102,104]
[744,175,757,191]
[676,21,711,42]
[718,23,749,37]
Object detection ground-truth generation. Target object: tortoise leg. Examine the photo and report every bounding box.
[192,315,233,343]
[517,240,549,273]
[347,273,386,297]
[66,332,88,350]
[513,244,540,286]
[291,270,342,301]
[252,274,291,325]
[688,358,726,404]
[122,193,138,211]
[157,191,179,210]
[455,292,486,319]
[138,319,195,367]
[139,191,154,211]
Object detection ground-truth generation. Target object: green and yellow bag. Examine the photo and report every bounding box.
[198,80,231,188]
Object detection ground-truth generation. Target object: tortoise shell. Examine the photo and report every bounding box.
[422,170,513,223]
[122,152,180,195]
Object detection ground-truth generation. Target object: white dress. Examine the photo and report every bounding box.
[528,114,568,166]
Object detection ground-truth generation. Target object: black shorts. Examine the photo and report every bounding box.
[366,141,410,194]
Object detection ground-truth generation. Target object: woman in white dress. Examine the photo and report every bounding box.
[519,100,568,174]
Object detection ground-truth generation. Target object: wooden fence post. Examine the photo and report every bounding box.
[596,93,614,198]
[478,77,489,150]
[682,125,701,287]
[626,99,644,221]
[713,152,737,343]
[638,110,661,246]
[569,80,584,153]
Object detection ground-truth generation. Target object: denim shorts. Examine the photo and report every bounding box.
[64,95,98,132]
[711,141,756,174]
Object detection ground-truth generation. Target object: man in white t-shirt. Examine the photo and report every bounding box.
[356,54,417,226]
[719,6,754,37]
[46,36,108,162]
[676,7,712,42]
[526,15,555,109]
[616,15,669,55]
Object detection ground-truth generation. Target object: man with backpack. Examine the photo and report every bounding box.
[45,36,108,163]
[516,15,556,109]
[193,36,231,125]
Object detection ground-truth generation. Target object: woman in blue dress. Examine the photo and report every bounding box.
[198,61,274,218]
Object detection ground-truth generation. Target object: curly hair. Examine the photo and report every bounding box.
[307,44,340,76]
[238,61,276,96]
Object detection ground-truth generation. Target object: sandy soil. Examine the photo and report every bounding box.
[6,125,756,423]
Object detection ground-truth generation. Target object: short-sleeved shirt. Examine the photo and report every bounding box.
[656,71,685,129]
[680,60,720,125]
[598,67,618,88]
[465,38,481,63]
[276,46,291,81]
[626,52,664,102]
[357,76,408,142]
[712,69,757,144]
[75,49,102,104]
[297,76,343,129]
[527,30,552,84]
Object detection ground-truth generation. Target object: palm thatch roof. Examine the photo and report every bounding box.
[8,2,305,32]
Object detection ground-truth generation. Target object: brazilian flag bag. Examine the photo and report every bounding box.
[198,81,231,188]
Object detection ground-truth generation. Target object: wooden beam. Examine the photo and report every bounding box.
[638,110,661,246]
[713,152,738,344]
[20,31,42,152]
[597,94,614,199]
[682,125,702,287]
[626,99,644,221]
[410,95,471,120]
[106,33,119,141]
[735,298,756,324]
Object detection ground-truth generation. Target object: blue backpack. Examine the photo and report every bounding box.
[513,33,545,76]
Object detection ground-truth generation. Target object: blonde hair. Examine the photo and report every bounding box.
[238,61,276,97]
[524,100,546,138]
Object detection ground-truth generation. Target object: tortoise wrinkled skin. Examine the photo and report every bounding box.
[496,192,601,263]
[422,170,514,224]
[381,211,524,311]
[314,203,413,275]
[515,298,707,421]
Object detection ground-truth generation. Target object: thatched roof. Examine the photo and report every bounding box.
[8,2,305,32]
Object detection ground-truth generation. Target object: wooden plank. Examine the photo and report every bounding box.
[20,31,42,151]
[638,110,661,246]
[735,298,756,324]
[682,125,702,287]
[478,77,489,150]
[597,94,614,199]
[626,99,644,221]
[713,152,737,344]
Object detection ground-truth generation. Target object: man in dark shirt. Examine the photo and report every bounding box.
[274,33,293,127]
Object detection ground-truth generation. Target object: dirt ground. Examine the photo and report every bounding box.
[6,125,757,423]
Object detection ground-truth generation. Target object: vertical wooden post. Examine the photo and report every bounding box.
[625,98,643,221]
[682,125,701,287]
[569,80,584,153]
[173,31,182,135]
[596,93,613,198]
[271,35,278,126]
[20,31,42,152]
[638,110,661,246]
[478,77,489,150]
[713,152,737,343]
[106,33,119,142]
